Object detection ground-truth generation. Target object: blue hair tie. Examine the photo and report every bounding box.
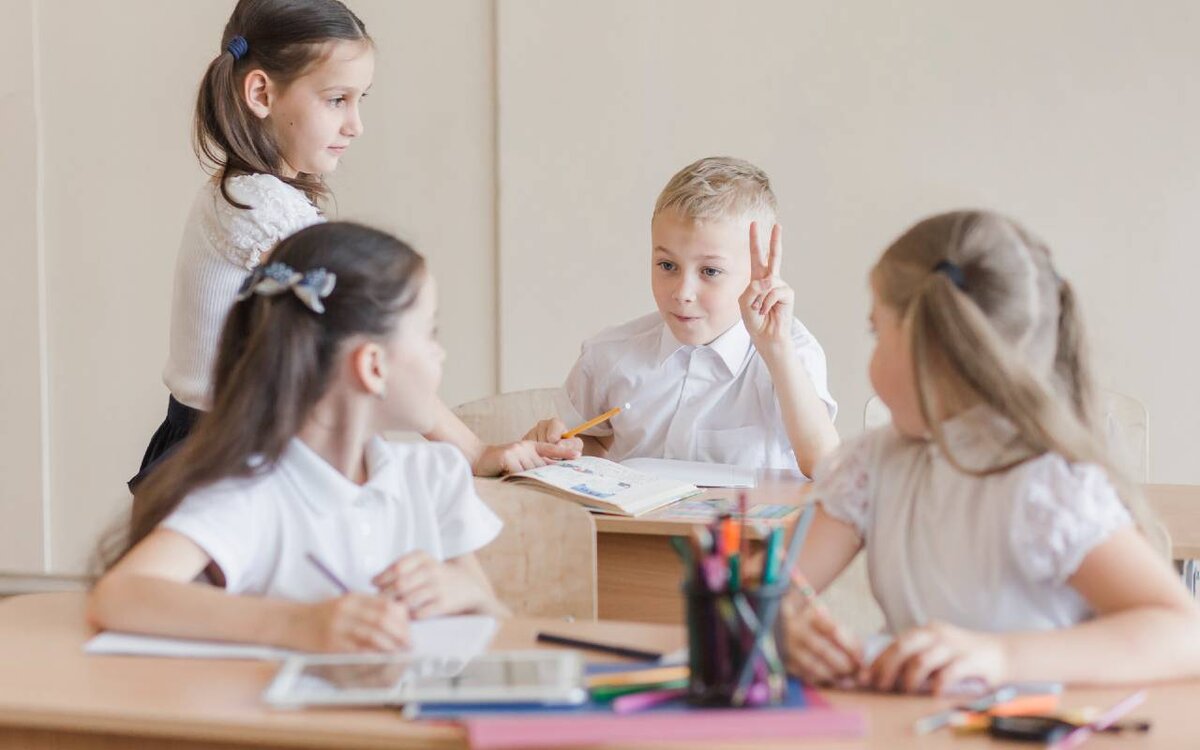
[226,35,249,61]
[933,260,967,291]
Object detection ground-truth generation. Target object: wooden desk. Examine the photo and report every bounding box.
[598,482,1200,624]
[2,593,1198,749]
[595,477,807,624]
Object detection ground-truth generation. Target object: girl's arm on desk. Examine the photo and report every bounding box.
[87,529,410,653]
[866,527,1200,694]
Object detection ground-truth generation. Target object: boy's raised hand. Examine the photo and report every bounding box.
[739,222,795,355]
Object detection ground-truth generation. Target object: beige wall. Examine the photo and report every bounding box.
[9,0,495,574]
[0,0,46,572]
[497,0,1200,484]
[3,0,1198,575]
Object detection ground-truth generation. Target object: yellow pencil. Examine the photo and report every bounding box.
[561,403,631,439]
[586,665,689,689]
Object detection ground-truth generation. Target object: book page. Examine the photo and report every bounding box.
[618,458,756,488]
[507,457,699,515]
[517,459,648,499]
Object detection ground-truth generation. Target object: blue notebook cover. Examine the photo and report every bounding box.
[411,662,809,719]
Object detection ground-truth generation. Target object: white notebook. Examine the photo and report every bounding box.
[84,615,497,661]
[618,457,756,489]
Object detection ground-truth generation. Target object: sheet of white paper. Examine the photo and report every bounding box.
[619,457,756,489]
[84,615,498,661]
[862,633,893,666]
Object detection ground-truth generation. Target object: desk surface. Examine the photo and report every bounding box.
[3,593,1199,749]
[593,475,810,537]
[596,481,1200,557]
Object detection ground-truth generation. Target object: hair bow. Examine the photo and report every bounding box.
[237,262,337,314]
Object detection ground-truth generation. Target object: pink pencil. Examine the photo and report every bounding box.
[612,688,687,714]
[1049,690,1146,750]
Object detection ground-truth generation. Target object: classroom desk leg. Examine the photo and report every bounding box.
[597,533,686,625]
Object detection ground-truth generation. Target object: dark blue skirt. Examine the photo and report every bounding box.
[128,395,202,493]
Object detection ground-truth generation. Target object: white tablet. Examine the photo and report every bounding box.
[263,649,587,708]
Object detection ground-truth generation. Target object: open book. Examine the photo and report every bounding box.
[503,457,703,516]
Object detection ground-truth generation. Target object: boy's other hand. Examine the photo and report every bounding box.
[473,438,581,476]
[523,418,585,454]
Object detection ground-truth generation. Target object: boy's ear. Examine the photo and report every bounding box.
[242,69,273,120]
[350,342,388,398]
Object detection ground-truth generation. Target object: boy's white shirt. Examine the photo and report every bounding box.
[556,311,837,471]
[162,438,502,601]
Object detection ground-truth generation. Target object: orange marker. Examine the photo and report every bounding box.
[561,403,631,439]
[987,693,1062,717]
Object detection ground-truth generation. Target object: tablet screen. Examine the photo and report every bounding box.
[264,650,587,708]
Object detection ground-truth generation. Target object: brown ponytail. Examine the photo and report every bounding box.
[193,0,370,208]
[102,222,425,571]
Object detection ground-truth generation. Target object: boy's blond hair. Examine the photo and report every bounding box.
[653,156,778,226]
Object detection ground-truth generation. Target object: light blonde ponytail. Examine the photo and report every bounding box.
[875,211,1162,551]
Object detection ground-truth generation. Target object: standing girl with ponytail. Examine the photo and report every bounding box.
[134,0,575,491]
[780,210,1200,693]
[94,222,507,652]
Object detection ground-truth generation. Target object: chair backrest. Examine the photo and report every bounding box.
[453,388,561,444]
[862,390,1149,482]
[1101,390,1149,483]
[472,478,598,620]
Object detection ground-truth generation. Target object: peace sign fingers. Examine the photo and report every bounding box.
[766,222,783,278]
[749,221,783,281]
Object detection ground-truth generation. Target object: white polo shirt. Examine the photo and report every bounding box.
[163,437,502,602]
[556,312,837,471]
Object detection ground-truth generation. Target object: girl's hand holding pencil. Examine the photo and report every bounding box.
[290,594,411,653]
[778,570,864,686]
[302,552,411,653]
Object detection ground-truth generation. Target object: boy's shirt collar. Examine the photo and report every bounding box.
[656,318,752,376]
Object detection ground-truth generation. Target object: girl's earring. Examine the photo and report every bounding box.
[375,386,387,401]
